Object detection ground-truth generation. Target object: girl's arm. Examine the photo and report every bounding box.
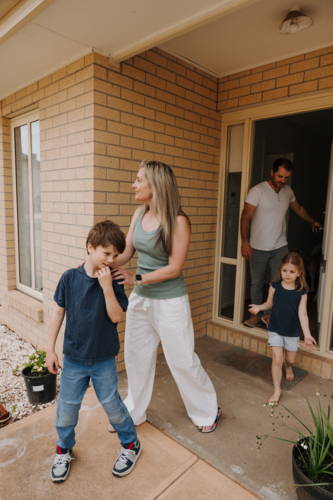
[248,285,275,315]
[298,294,317,351]
[113,215,190,286]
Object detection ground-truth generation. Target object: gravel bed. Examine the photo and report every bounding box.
[0,323,60,424]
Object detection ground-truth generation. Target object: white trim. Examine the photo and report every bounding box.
[0,0,56,45]
[156,47,219,78]
[11,110,42,301]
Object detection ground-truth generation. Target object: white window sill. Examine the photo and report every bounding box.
[6,290,43,322]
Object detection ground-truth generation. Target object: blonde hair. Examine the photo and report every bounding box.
[274,251,309,292]
[140,160,189,255]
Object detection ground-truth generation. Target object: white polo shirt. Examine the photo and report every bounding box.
[245,181,296,251]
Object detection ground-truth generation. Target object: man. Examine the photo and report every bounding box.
[241,158,322,328]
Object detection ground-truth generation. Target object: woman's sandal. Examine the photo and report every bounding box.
[108,423,116,433]
[198,407,222,433]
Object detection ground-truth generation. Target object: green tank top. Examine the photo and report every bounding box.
[133,210,188,299]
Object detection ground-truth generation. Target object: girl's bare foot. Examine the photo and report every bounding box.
[285,365,294,381]
[268,392,280,407]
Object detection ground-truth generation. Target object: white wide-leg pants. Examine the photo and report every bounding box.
[123,292,218,426]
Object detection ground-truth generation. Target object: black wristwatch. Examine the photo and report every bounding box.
[135,274,143,285]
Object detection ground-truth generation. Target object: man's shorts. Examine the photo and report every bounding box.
[268,331,299,352]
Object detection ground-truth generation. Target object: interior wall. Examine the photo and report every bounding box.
[252,117,331,256]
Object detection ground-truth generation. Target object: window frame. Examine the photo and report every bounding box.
[11,110,42,301]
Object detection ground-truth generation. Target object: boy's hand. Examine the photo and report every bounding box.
[304,335,317,352]
[248,304,260,315]
[96,266,113,291]
[46,351,59,374]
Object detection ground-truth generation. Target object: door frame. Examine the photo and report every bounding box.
[214,89,333,359]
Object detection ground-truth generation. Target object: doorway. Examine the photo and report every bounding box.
[241,108,333,345]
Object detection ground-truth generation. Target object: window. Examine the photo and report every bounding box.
[11,112,42,299]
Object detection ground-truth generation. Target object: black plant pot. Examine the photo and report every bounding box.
[292,445,333,500]
[22,367,57,404]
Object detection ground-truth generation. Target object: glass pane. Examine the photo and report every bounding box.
[31,121,42,292]
[221,124,244,259]
[14,125,31,288]
[219,263,236,320]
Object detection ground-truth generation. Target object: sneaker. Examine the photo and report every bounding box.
[112,440,141,477]
[243,315,261,328]
[50,446,73,483]
[261,315,270,328]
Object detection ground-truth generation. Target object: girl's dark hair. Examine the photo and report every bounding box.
[86,220,126,254]
[274,251,309,292]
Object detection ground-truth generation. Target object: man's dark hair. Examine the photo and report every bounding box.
[86,220,126,254]
[272,158,293,173]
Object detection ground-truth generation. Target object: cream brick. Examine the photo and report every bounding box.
[262,87,288,101]
[321,360,333,379]
[290,58,319,73]
[289,81,318,96]
[239,94,261,107]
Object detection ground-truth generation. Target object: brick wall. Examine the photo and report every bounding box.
[218,45,333,111]
[90,50,221,367]
[0,118,14,301]
[0,56,102,359]
[0,49,221,371]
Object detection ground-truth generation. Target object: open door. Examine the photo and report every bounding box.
[317,141,333,342]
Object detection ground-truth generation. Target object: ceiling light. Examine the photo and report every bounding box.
[279,6,314,35]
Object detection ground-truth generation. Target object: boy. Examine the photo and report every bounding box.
[46,220,141,483]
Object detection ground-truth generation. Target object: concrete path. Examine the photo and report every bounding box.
[0,387,257,500]
[138,337,333,500]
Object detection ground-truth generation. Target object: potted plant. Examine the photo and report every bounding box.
[257,386,333,499]
[21,350,57,404]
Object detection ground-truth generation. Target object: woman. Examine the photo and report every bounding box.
[110,160,221,433]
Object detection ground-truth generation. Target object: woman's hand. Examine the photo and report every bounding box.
[304,335,317,352]
[112,268,136,286]
[248,304,261,315]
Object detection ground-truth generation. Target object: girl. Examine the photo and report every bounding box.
[248,251,317,406]
[110,160,221,433]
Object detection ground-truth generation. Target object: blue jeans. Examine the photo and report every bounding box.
[56,356,137,449]
[249,245,288,317]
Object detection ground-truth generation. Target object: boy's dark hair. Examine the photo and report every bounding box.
[86,220,126,254]
[272,158,293,173]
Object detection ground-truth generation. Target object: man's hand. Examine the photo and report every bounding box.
[46,350,59,374]
[310,221,323,233]
[241,241,252,260]
[304,335,317,352]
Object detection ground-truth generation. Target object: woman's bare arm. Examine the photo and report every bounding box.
[112,207,141,268]
[113,215,190,285]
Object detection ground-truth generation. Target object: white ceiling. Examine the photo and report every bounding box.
[160,0,333,77]
[0,0,332,101]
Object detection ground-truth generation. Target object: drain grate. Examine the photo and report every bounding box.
[215,345,308,390]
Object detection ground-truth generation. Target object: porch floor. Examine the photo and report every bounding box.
[125,336,333,500]
[0,371,256,500]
